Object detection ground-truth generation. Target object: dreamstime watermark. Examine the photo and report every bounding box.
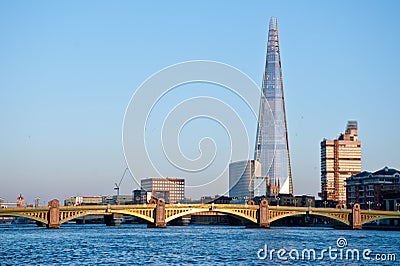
[257,237,396,262]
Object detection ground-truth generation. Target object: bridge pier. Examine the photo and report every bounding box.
[351,203,362,230]
[104,213,123,226]
[47,199,60,229]
[258,199,270,228]
[154,198,166,228]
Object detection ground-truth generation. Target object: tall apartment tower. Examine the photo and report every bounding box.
[254,17,293,195]
[320,121,361,202]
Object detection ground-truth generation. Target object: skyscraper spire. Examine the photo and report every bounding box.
[255,17,293,195]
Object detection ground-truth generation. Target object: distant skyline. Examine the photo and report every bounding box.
[1,1,400,204]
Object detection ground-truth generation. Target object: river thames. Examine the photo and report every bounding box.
[0,224,399,265]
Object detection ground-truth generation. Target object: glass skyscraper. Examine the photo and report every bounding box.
[229,160,262,199]
[254,17,293,195]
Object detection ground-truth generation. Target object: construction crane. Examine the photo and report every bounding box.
[114,167,130,196]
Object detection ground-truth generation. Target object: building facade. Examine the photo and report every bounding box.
[64,196,103,206]
[102,195,133,205]
[346,166,400,210]
[254,17,293,195]
[382,184,400,212]
[132,189,150,204]
[141,178,185,204]
[320,121,361,203]
[229,160,262,200]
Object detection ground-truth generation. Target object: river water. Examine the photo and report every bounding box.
[0,224,399,265]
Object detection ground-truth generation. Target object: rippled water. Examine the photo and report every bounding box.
[0,224,399,265]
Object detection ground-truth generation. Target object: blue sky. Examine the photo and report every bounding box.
[1,1,399,204]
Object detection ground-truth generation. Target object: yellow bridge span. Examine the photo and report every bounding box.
[1,199,399,229]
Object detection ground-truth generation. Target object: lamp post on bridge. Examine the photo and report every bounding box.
[323,201,328,208]
[396,203,400,212]
[276,197,280,208]
[376,202,381,210]
[34,197,40,207]
[367,201,372,211]
[307,199,312,210]
[293,199,298,207]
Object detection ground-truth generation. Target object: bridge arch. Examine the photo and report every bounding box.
[361,215,400,225]
[59,210,154,225]
[60,211,106,224]
[111,210,154,223]
[269,211,350,226]
[0,212,48,225]
[214,209,258,224]
[165,207,258,224]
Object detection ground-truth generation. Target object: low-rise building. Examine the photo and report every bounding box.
[187,195,232,204]
[346,166,400,210]
[132,189,152,204]
[64,196,102,206]
[141,178,185,203]
[382,184,400,211]
[102,195,133,205]
[255,194,315,207]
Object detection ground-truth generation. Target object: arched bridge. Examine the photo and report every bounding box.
[1,199,399,229]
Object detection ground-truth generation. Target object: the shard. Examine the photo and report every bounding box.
[254,17,293,195]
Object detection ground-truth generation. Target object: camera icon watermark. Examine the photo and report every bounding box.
[257,237,396,262]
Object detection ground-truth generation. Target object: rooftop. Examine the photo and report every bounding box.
[346,166,400,183]
[372,166,400,176]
